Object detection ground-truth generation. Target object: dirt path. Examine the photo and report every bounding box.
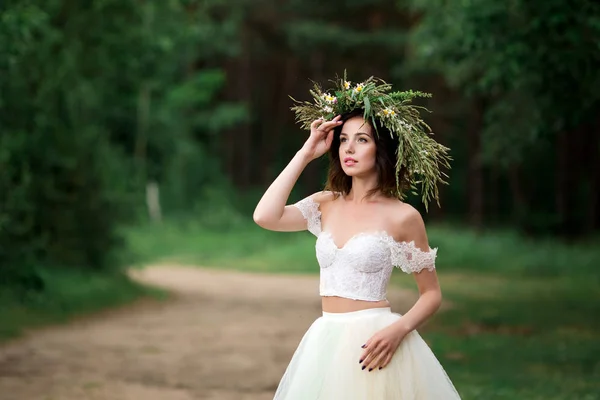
[0,265,418,400]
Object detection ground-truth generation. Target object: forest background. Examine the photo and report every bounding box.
[1,1,599,399]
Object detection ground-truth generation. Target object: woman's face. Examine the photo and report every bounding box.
[338,116,377,177]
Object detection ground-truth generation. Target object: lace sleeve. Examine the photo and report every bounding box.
[390,240,437,274]
[292,197,322,237]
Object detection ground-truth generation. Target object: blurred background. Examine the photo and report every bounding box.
[1,0,599,399]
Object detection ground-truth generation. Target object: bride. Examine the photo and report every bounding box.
[253,75,461,399]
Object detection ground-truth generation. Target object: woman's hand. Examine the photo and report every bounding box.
[358,323,407,371]
[299,115,343,161]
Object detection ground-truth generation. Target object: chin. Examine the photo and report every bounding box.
[341,167,361,176]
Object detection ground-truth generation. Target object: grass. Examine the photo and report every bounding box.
[400,272,600,399]
[123,218,318,274]
[124,217,600,400]
[0,267,164,341]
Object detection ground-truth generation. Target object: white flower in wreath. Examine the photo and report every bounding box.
[380,107,396,118]
[323,93,337,104]
[399,119,414,130]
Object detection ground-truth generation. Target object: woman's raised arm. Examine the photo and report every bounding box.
[252,116,342,232]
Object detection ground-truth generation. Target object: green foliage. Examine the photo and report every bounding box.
[285,22,406,50]
[427,224,600,278]
[284,0,407,52]
[407,0,600,163]
[403,0,600,236]
[0,0,245,296]
[0,133,129,270]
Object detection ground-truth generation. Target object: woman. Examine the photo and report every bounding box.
[253,75,461,399]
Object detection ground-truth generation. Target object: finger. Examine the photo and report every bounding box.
[369,349,390,371]
[361,337,372,350]
[365,346,387,371]
[360,343,383,369]
[316,115,342,131]
[359,338,375,362]
[379,352,394,370]
[359,334,381,362]
[359,348,371,367]
[319,119,343,131]
[311,119,324,131]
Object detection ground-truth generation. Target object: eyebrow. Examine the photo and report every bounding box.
[340,131,372,137]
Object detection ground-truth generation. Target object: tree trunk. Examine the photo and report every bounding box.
[221,59,238,183]
[135,83,150,182]
[587,117,600,232]
[260,55,299,186]
[146,181,162,224]
[236,24,253,190]
[467,98,484,231]
[135,4,153,184]
[489,165,499,223]
[555,130,568,235]
[508,163,526,227]
[555,128,581,238]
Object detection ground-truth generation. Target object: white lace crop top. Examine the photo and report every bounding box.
[293,196,437,302]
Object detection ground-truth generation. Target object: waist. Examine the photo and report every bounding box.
[321,295,390,313]
[322,307,392,320]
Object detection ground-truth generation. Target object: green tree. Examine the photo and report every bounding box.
[0,0,245,291]
[407,0,600,235]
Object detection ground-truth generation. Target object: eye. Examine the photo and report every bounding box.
[358,137,368,143]
[340,137,347,142]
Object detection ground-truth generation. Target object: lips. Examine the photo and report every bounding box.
[343,157,357,166]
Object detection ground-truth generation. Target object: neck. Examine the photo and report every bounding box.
[347,175,380,203]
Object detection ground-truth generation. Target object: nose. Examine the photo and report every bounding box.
[345,141,355,154]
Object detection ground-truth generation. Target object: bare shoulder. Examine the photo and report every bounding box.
[389,201,428,247]
[311,190,337,206]
[395,202,425,229]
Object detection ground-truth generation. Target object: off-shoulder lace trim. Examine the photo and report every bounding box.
[293,197,322,236]
[379,232,437,274]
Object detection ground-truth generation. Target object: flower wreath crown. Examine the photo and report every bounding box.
[290,72,451,210]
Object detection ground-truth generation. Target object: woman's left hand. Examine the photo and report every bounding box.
[359,323,407,371]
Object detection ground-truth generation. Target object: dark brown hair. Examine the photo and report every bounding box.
[324,109,410,200]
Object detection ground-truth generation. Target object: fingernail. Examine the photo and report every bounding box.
[359,359,363,363]
[361,365,366,370]
[379,367,382,370]
[369,368,373,372]
[361,344,366,348]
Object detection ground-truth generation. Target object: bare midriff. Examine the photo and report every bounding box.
[321,296,391,313]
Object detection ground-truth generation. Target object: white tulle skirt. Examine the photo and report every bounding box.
[273,307,461,400]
